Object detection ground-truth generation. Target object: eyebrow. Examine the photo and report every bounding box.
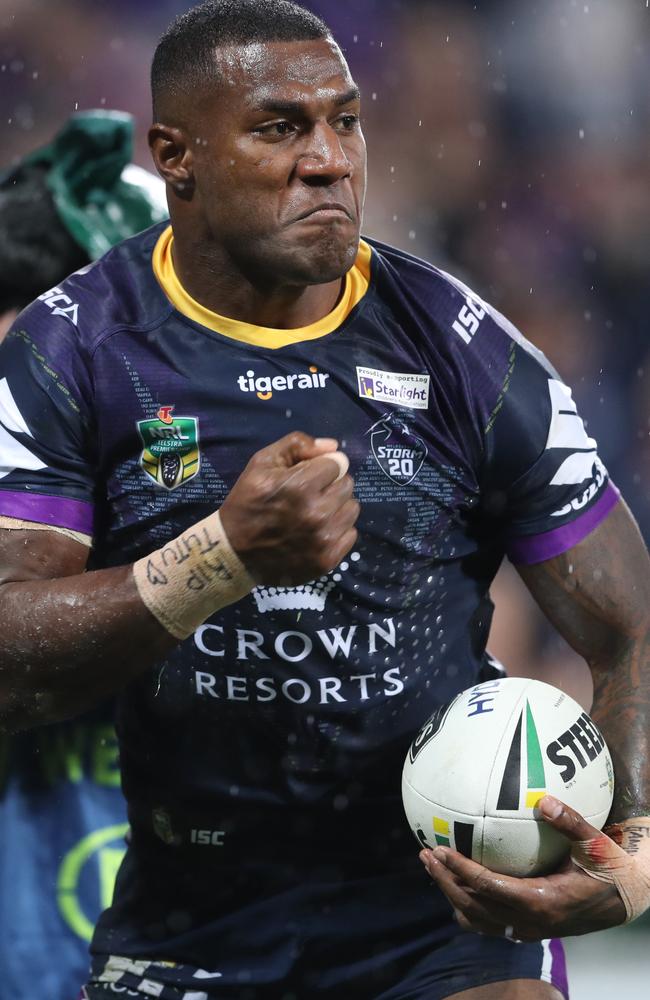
[252,86,361,115]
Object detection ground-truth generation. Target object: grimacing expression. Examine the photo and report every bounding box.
[188,37,367,286]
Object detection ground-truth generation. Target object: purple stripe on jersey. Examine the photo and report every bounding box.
[0,490,93,534]
[507,480,620,565]
[549,938,569,999]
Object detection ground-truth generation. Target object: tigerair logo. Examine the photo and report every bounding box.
[237,366,329,400]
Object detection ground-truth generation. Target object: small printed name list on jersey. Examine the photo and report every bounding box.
[356,367,430,410]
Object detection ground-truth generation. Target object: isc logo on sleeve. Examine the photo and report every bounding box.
[38,286,79,325]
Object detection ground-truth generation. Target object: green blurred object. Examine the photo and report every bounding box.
[19,109,167,259]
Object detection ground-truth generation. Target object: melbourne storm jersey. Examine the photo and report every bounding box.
[0,224,617,984]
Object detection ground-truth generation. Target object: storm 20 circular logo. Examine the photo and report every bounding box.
[369,412,427,485]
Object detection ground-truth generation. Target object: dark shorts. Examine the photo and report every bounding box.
[81,934,568,1000]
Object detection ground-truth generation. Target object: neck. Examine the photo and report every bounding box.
[170,231,345,330]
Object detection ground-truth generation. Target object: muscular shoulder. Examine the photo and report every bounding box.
[365,242,614,552]
[365,238,541,444]
[366,237,522,363]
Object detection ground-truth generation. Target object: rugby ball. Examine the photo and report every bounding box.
[402,677,614,876]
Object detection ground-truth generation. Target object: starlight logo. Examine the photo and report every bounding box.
[356,366,430,410]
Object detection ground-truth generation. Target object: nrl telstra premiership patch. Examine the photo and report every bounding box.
[137,405,200,490]
[356,366,430,410]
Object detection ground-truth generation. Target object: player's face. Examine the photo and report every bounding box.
[190,37,366,286]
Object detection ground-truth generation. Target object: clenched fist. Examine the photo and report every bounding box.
[220,432,359,586]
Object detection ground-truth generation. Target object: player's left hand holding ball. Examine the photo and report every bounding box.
[420,798,650,940]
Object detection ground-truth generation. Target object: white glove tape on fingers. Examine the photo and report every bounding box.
[571,817,650,923]
[324,450,349,482]
[280,450,349,493]
[133,510,255,640]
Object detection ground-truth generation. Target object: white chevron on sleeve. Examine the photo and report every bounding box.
[0,378,47,479]
[0,378,33,436]
[545,379,597,485]
[550,451,599,486]
[545,379,597,452]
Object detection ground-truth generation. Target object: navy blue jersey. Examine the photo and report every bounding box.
[0,224,617,979]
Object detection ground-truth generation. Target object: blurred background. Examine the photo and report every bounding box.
[1,0,648,995]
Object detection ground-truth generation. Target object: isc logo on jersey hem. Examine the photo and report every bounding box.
[356,366,430,410]
[237,366,329,400]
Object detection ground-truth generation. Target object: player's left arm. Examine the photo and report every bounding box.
[421,498,650,939]
[519,498,650,828]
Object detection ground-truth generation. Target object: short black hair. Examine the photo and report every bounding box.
[151,0,331,122]
[0,166,89,314]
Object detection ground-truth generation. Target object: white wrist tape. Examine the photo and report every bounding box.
[133,510,255,640]
[571,817,650,923]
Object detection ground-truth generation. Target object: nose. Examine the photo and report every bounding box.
[294,121,351,185]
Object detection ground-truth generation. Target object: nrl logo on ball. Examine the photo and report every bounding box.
[137,405,200,490]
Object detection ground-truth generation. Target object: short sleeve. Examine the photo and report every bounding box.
[481,321,619,566]
[0,314,96,537]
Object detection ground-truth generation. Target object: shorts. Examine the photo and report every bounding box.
[80,935,568,1000]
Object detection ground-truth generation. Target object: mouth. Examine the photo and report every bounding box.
[293,203,354,223]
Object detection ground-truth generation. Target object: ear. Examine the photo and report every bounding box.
[148,124,195,200]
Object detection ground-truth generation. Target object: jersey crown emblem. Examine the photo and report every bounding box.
[251,552,360,612]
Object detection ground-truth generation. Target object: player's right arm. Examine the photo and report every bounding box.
[0,432,357,733]
[0,317,357,732]
[0,525,172,729]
